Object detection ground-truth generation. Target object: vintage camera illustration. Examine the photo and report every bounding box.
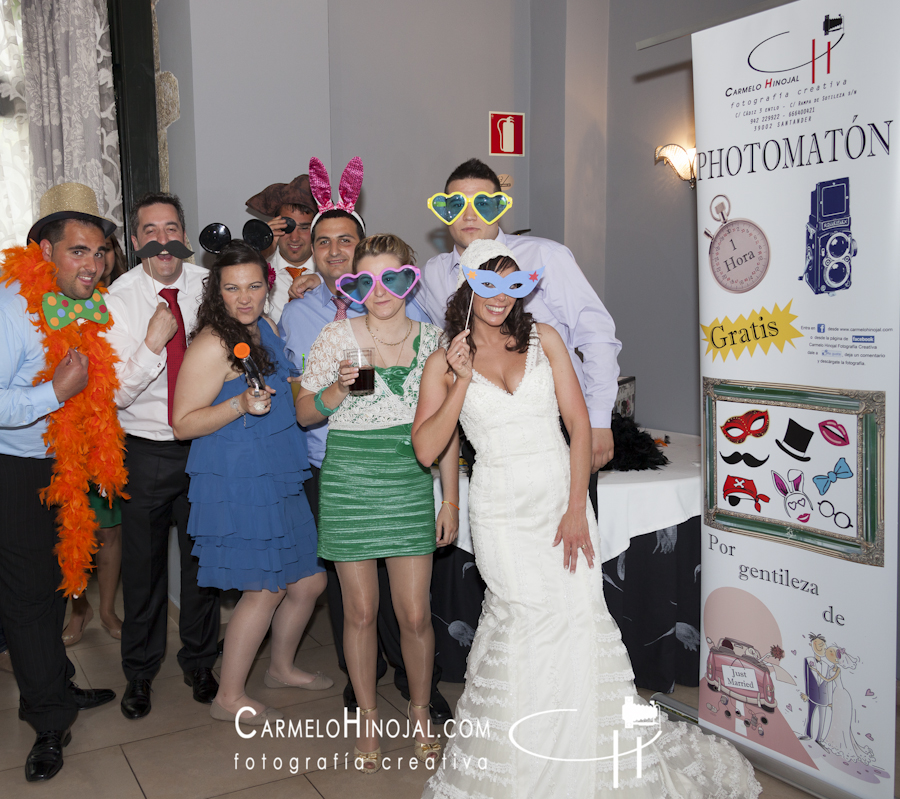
[800,177,857,295]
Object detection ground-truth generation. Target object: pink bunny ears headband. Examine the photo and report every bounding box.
[309,156,366,233]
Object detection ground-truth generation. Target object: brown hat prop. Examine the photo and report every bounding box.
[245,174,314,218]
[28,182,117,243]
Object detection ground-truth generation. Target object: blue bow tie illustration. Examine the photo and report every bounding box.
[812,457,853,495]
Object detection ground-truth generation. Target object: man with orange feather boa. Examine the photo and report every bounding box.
[0,183,124,782]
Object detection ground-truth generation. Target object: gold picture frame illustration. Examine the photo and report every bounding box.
[703,378,884,566]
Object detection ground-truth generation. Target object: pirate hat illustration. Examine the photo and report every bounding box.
[776,419,813,462]
[723,476,770,513]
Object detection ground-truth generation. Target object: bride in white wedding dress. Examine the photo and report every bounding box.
[412,239,761,798]
[820,646,875,765]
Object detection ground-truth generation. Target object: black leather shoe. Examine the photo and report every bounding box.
[184,667,218,704]
[121,678,152,719]
[24,729,71,782]
[17,682,115,721]
[70,682,115,710]
[429,686,453,725]
[343,679,358,712]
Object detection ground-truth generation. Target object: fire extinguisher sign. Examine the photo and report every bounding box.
[489,112,524,157]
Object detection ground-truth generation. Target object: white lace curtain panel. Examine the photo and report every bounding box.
[0,0,31,248]
[0,0,124,249]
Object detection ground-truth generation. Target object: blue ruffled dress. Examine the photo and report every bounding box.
[186,320,322,592]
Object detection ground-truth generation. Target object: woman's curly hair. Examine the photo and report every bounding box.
[192,241,276,376]
[444,254,533,367]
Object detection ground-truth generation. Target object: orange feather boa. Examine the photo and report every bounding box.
[1,242,129,597]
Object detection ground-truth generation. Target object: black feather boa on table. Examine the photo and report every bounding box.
[600,413,670,472]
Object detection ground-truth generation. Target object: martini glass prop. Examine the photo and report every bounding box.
[233,342,266,395]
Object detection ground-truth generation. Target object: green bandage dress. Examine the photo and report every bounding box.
[301,320,442,562]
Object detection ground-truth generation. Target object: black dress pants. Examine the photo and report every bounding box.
[305,466,440,689]
[0,454,78,731]
[120,436,219,682]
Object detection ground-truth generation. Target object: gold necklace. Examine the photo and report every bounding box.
[366,316,413,367]
[366,315,411,346]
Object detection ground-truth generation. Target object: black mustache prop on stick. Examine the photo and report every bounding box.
[132,240,195,260]
[720,451,769,468]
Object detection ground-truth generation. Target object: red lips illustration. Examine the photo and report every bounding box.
[819,419,849,446]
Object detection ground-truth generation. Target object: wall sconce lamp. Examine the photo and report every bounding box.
[655,144,696,188]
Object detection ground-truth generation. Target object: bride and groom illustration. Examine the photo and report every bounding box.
[799,632,875,765]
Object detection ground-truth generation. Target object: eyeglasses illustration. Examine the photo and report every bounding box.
[818,500,852,529]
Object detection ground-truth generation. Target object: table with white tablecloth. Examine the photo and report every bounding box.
[595,430,701,561]
[430,430,703,687]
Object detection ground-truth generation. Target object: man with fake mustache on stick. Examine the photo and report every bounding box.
[104,194,220,721]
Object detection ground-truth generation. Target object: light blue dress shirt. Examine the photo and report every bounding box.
[0,281,63,458]
[278,281,432,469]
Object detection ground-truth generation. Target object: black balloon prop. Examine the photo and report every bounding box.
[198,223,231,254]
[241,219,274,252]
[198,220,274,254]
[133,239,194,260]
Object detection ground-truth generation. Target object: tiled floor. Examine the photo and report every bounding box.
[0,581,867,797]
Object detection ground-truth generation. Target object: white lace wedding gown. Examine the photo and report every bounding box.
[820,667,875,764]
[422,331,761,798]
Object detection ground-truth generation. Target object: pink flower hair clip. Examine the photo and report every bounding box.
[308,156,366,233]
[266,263,276,290]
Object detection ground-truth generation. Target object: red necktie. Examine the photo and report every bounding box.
[332,296,352,321]
[159,288,187,427]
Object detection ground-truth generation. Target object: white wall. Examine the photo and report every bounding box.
[156,0,332,264]
[563,0,611,295]
[326,0,531,265]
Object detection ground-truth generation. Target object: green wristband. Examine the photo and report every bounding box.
[314,387,338,417]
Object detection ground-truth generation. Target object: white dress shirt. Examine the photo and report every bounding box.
[104,263,208,441]
[419,229,622,428]
[268,250,315,324]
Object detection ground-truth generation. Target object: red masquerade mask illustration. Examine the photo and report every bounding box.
[721,409,769,444]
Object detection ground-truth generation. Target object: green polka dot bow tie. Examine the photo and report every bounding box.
[41,291,109,328]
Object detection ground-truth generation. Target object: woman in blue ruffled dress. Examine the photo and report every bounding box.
[173,241,331,725]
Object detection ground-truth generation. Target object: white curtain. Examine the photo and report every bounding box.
[0,0,32,248]
[21,0,123,233]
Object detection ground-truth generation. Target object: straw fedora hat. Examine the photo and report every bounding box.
[28,182,117,243]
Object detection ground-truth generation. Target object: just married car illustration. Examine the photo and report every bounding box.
[706,637,777,713]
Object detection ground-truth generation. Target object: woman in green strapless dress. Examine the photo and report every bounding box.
[298,234,459,773]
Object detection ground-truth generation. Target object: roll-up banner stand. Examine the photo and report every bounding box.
[692,2,897,797]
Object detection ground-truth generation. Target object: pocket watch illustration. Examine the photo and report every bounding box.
[705,195,771,293]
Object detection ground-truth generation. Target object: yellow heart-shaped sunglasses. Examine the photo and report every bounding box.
[426,191,513,226]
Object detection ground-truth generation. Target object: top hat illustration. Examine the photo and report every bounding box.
[776,419,813,462]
